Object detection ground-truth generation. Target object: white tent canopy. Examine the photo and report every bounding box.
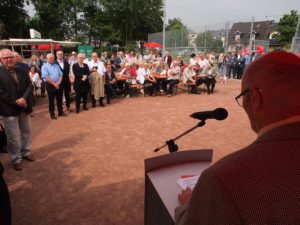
[0,38,81,56]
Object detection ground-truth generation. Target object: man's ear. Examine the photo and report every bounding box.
[251,87,263,111]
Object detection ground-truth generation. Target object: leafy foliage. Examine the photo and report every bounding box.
[275,10,299,45]
[0,0,30,38]
[166,18,186,31]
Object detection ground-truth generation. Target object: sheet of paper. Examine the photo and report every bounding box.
[176,175,200,190]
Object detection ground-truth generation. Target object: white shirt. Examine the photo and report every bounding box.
[29,72,42,87]
[183,67,195,84]
[88,60,106,75]
[198,59,210,74]
[57,59,64,70]
[190,58,198,66]
[136,67,146,84]
[169,66,180,80]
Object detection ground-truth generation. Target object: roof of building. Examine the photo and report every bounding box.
[228,20,277,45]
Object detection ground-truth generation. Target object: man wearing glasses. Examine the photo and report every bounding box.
[0,49,35,171]
[176,51,300,225]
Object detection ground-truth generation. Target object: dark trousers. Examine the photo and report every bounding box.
[46,84,63,116]
[0,125,7,151]
[191,78,206,93]
[0,163,11,225]
[206,78,216,93]
[227,65,237,78]
[61,83,71,108]
[105,84,116,103]
[40,80,46,95]
[75,90,88,110]
[237,67,245,80]
[163,79,179,95]
[144,80,157,96]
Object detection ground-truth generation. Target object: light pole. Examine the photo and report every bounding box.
[162,0,166,57]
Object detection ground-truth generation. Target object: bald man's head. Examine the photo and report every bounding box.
[242,51,300,133]
[243,51,300,89]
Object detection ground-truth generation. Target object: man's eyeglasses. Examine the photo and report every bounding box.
[1,56,14,60]
[235,88,249,107]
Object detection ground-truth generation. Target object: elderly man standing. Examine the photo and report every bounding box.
[175,51,300,224]
[0,49,35,171]
[55,50,73,112]
[88,52,106,107]
[42,53,66,119]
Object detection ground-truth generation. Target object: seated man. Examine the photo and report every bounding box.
[162,60,180,97]
[182,64,197,94]
[205,63,217,95]
[175,51,300,225]
[104,63,117,104]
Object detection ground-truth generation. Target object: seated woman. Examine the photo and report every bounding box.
[136,63,157,96]
[117,63,133,97]
[29,65,42,93]
[162,60,180,97]
[72,53,90,113]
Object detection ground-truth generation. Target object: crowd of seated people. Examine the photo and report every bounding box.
[3,50,221,119]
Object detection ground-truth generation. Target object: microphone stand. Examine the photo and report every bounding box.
[154,120,206,153]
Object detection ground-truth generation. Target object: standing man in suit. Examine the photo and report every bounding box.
[176,51,300,224]
[0,49,35,171]
[55,50,73,112]
[42,53,66,120]
[164,51,172,68]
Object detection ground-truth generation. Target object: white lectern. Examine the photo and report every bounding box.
[144,149,213,225]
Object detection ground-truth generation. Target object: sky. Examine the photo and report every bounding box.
[25,0,300,32]
[166,0,300,31]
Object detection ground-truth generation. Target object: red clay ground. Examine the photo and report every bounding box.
[0,79,256,225]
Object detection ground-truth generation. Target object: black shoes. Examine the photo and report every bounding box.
[51,112,67,119]
[58,112,67,117]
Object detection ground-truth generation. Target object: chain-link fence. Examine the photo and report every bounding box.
[148,16,288,58]
[291,37,300,53]
[148,22,228,57]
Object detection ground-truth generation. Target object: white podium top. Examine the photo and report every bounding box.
[147,161,211,220]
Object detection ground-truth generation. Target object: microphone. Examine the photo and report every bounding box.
[190,108,228,121]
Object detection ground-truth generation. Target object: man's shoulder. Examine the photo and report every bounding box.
[16,65,28,75]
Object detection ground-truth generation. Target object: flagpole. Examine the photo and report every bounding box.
[163,0,166,57]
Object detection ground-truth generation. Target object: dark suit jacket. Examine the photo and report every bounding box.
[104,71,116,85]
[114,56,123,70]
[0,66,33,117]
[55,59,70,86]
[177,121,300,225]
[164,55,172,68]
[16,62,29,72]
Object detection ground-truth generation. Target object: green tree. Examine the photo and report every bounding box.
[275,10,299,45]
[30,0,66,39]
[102,0,164,46]
[166,18,186,31]
[0,0,29,38]
[195,31,223,53]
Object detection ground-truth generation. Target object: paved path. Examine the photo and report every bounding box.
[0,79,256,225]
